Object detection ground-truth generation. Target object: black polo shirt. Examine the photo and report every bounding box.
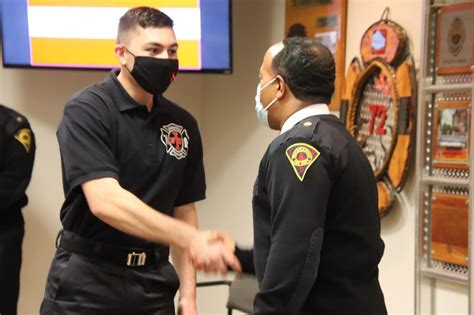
[57,70,206,247]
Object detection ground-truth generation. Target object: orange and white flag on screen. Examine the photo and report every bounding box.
[27,0,201,69]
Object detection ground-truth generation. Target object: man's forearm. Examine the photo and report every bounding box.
[82,177,242,275]
[83,178,197,250]
[172,204,198,303]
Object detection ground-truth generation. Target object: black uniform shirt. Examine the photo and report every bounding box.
[0,105,36,228]
[252,114,387,315]
[57,70,206,247]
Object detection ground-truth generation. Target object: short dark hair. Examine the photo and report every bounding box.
[117,7,174,42]
[272,37,335,104]
[287,23,307,38]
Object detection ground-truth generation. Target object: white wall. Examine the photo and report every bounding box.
[0,0,468,314]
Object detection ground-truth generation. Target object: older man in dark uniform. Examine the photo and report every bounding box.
[0,105,35,315]
[227,38,387,314]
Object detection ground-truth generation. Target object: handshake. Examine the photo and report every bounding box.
[187,230,240,274]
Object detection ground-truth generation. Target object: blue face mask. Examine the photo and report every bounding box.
[255,77,278,126]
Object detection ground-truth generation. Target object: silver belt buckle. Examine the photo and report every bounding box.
[127,251,147,267]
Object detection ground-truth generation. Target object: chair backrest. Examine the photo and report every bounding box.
[226,274,259,313]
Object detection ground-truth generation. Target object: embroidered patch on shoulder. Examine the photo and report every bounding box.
[14,128,32,152]
[285,143,320,182]
[160,123,190,160]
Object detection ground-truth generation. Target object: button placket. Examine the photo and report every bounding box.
[144,116,160,162]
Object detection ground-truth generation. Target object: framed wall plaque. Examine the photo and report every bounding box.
[285,0,348,111]
[436,2,474,75]
[431,192,468,267]
[359,19,408,67]
[433,100,470,169]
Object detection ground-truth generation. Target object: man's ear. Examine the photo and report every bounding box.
[275,75,286,99]
[114,44,127,66]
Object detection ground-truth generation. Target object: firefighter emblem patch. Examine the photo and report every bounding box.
[14,128,32,152]
[160,123,189,160]
[285,143,320,182]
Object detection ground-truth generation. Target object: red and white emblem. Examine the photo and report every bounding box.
[160,123,190,160]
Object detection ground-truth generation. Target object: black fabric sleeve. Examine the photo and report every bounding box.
[253,140,333,315]
[0,125,35,211]
[174,120,206,206]
[235,246,255,275]
[57,98,119,195]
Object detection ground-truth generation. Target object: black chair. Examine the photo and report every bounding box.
[197,274,259,315]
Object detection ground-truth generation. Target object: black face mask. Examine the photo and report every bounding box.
[125,49,179,95]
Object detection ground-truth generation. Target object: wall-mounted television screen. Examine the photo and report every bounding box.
[1,0,232,72]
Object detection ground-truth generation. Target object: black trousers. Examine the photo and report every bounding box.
[40,248,180,315]
[0,224,24,315]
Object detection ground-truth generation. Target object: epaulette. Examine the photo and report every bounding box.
[0,105,30,137]
[294,116,319,140]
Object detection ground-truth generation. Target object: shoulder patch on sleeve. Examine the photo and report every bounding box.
[285,143,320,182]
[14,128,32,152]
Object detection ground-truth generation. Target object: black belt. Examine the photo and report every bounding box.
[57,230,169,268]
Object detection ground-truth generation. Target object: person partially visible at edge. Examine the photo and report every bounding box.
[224,38,387,315]
[0,105,35,315]
[40,7,240,315]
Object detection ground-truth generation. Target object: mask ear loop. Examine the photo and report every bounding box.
[261,76,281,111]
[121,46,136,73]
[264,98,278,111]
[259,76,277,91]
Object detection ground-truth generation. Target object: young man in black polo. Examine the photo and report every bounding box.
[0,105,35,315]
[225,38,387,314]
[40,7,239,315]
